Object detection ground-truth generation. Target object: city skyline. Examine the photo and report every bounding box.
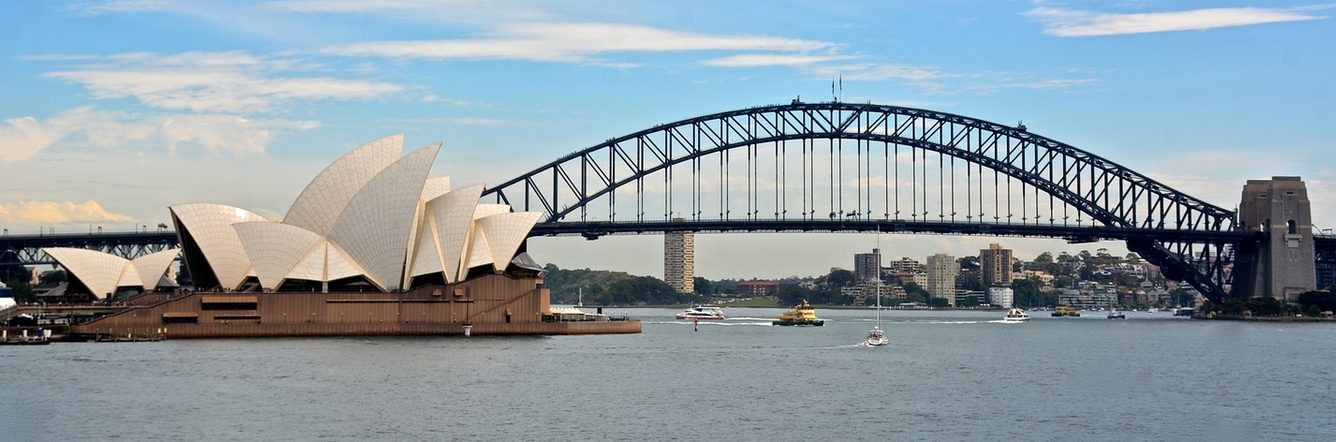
[3,1,1333,279]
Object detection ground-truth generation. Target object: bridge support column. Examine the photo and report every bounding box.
[1234,177,1316,302]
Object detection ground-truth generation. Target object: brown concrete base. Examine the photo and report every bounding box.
[68,275,642,339]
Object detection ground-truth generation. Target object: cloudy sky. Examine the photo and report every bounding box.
[2,0,1333,279]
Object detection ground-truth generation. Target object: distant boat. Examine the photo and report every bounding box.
[1107,310,1126,319]
[773,300,824,326]
[1051,305,1080,317]
[1002,308,1031,323]
[676,305,725,321]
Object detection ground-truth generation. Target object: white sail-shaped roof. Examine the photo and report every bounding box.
[233,221,324,291]
[464,226,493,272]
[284,134,403,236]
[324,242,364,281]
[421,176,451,201]
[461,203,512,275]
[129,248,181,288]
[403,176,452,287]
[427,184,484,283]
[116,264,143,288]
[408,219,442,279]
[44,247,129,299]
[328,142,442,291]
[170,203,267,290]
[476,212,542,272]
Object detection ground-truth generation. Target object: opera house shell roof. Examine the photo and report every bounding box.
[167,134,542,293]
[42,247,180,299]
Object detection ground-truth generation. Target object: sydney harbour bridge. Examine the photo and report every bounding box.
[3,102,1333,303]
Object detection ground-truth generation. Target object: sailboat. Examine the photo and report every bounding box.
[865,229,889,347]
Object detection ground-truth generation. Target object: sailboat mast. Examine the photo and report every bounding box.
[875,226,882,324]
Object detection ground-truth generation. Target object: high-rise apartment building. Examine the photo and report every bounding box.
[979,243,1014,287]
[664,219,694,293]
[854,248,881,281]
[926,253,959,306]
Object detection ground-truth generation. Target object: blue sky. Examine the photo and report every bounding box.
[2,0,1333,279]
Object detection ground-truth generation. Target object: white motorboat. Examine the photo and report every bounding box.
[676,305,725,320]
[1002,308,1031,323]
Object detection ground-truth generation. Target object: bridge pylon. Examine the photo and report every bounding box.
[1233,177,1317,302]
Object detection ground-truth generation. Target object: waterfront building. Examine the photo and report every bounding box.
[738,280,779,297]
[979,243,1014,287]
[854,249,881,281]
[926,254,958,306]
[664,218,694,293]
[888,257,923,273]
[911,272,929,289]
[989,287,1015,308]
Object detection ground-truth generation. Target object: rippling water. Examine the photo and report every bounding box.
[3,309,1335,441]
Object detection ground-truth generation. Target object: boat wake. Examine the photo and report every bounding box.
[899,320,986,325]
[987,320,1025,324]
[648,320,772,326]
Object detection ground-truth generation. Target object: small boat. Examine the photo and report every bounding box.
[1002,308,1031,323]
[676,305,725,321]
[1107,310,1126,319]
[773,300,824,326]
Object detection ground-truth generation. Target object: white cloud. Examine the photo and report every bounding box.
[0,107,319,162]
[41,51,404,113]
[1,107,155,162]
[1026,6,1324,37]
[705,54,859,68]
[321,22,836,64]
[0,117,62,163]
[0,200,134,226]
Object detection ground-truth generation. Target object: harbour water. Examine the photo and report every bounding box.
[3,308,1335,441]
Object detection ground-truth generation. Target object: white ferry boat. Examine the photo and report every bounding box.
[676,305,725,320]
[1002,308,1031,323]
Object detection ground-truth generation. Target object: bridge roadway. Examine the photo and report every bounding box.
[3,225,1333,262]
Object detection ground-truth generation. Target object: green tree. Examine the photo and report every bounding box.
[1245,297,1282,316]
[1298,289,1336,312]
[825,269,855,288]
[776,284,813,306]
[7,281,36,303]
[958,256,980,271]
[693,277,715,295]
[39,270,67,286]
[1011,277,1043,307]
[902,282,930,304]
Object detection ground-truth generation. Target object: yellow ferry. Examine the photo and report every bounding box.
[773,300,825,326]
[1051,305,1081,317]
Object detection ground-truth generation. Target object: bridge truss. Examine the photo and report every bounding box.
[0,232,178,266]
[483,102,1260,302]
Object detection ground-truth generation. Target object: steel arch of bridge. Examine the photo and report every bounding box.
[483,102,1255,302]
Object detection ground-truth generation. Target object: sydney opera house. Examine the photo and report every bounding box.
[47,135,639,338]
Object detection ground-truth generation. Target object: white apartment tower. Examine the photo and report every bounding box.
[926,253,959,307]
[664,219,694,293]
